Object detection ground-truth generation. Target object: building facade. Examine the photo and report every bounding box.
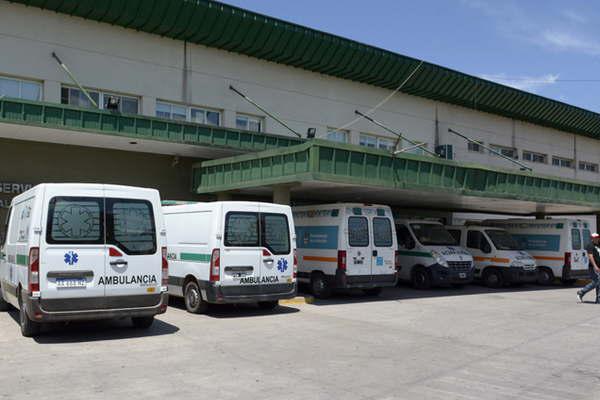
[1,0,600,227]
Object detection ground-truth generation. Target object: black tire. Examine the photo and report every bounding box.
[411,267,432,290]
[363,287,383,296]
[310,273,332,299]
[0,287,11,312]
[131,316,154,329]
[562,279,577,286]
[257,301,279,310]
[483,268,504,289]
[18,293,40,338]
[184,280,209,314]
[537,267,554,286]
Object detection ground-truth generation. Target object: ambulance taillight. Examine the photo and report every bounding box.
[293,249,298,279]
[337,250,347,272]
[210,249,221,282]
[28,247,40,293]
[564,252,572,269]
[161,247,169,286]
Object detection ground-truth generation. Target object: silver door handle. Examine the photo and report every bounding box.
[263,258,274,263]
[110,260,128,266]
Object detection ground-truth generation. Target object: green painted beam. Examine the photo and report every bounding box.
[0,97,303,152]
[194,139,600,208]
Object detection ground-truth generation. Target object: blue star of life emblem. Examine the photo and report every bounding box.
[64,251,79,266]
[277,258,288,273]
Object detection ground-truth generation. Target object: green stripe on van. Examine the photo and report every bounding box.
[180,252,211,263]
[16,254,29,266]
[398,250,433,258]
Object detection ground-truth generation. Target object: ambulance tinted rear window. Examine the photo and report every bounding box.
[47,197,103,244]
[348,217,369,247]
[262,213,290,255]
[107,199,156,255]
[225,212,259,247]
[373,218,393,247]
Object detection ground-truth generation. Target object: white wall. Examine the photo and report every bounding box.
[0,2,597,183]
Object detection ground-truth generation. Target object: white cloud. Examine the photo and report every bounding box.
[479,73,559,93]
[539,30,600,56]
[562,10,587,24]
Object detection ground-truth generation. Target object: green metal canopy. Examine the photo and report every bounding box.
[8,0,600,140]
[194,140,600,214]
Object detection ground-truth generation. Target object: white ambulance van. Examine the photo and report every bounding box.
[484,219,591,285]
[293,203,398,298]
[163,202,296,313]
[446,225,537,287]
[0,184,169,337]
[396,220,474,288]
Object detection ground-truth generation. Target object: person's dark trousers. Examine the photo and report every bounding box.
[578,270,600,303]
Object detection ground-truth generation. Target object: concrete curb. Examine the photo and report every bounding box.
[280,296,315,305]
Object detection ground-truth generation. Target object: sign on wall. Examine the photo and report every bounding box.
[0,182,34,208]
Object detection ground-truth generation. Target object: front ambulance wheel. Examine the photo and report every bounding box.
[132,316,154,329]
[18,294,40,337]
[0,288,11,311]
[258,301,279,310]
[184,280,208,314]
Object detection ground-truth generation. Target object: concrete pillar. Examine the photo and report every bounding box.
[216,192,232,201]
[534,213,546,220]
[223,109,237,129]
[43,80,61,103]
[142,95,156,117]
[596,214,600,233]
[272,185,291,205]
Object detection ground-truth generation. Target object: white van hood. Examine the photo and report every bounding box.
[427,245,473,262]
[496,250,536,267]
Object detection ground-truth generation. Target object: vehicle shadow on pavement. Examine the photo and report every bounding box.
[168,297,300,319]
[7,310,180,343]
[300,282,582,306]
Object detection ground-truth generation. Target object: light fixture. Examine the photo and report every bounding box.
[307,128,316,139]
[106,96,120,111]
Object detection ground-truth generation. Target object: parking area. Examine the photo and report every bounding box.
[0,285,599,400]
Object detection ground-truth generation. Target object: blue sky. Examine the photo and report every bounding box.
[223,0,600,112]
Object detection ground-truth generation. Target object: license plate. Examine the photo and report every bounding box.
[459,273,466,279]
[56,278,86,288]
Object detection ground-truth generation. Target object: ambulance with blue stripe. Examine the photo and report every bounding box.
[163,201,296,313]
[293,204,399,298]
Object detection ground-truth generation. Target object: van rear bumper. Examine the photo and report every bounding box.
[25,293,168,322]
[201,282,297,304]
[563,267,590,280]
[335,272,397,289]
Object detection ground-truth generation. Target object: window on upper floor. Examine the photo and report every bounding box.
[522,150,547,164]
[0,75,42,101]
[552,156,574,169]
[467,141,484,153]
[327,128,349,143]
[578,161,598,173]
[236,113,263,132]
[359,133,396,151]
[62,86,139,114]
[490,144,518,159]
[156,101,220,126]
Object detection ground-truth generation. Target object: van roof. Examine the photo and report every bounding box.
[396,219,443,225]
[11,183,159,205]
[446,225,506,230]
[162,201,292,213]
[293,203,391,210]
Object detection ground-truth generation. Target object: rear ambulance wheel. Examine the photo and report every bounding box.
[184,280,208,314]
[537,268,554,286]
[310,273,332,299]
[363,287,382,296]
[0,289,11,311]
[18,294,40,337]
[411,267,432,290]
[483,269,503,289]
[562,279,577,286]
[131,316,154,329]
[258,301,279,310]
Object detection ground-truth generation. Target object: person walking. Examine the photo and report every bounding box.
[577,232,600,303]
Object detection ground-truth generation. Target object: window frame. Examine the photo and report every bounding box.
[260,213,291,255]
[372,217,393,247]
[571,228,582,250]
[578,161,599,173]
[1,206,12,246]
[467,141,484,153]
[359,133,396,151]
[236,113,263,132]
[0,75,42,101]
[327,128,350,143]
[224,211,260,248]
[61,85,140,114]
[490,144,518,159]
[522,150,548,164]
[105,198,157,256]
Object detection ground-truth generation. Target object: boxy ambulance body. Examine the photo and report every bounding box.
[484,219,591,284]
[0,184,169,337]
[446,225,537,287]
[163,202,296,313]
[396,220,474,288]
[293,203,398,298]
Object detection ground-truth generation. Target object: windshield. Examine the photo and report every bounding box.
[485,229,520,251]
[410,223,457,246]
